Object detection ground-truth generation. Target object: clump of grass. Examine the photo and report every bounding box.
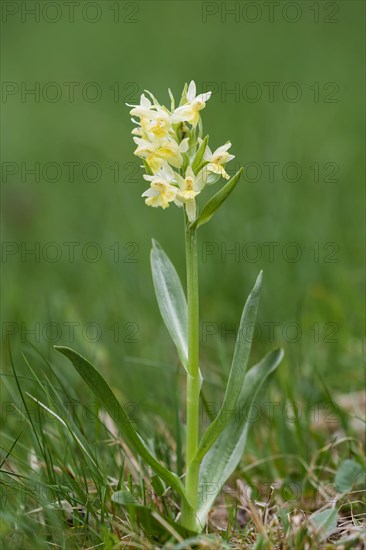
[1,344,364,548]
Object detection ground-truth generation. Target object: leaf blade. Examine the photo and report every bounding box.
[54,346,189,505]
[190,167,243,230]
[194,271,263,462]
[196,348,284,527]
[151,240,188,371]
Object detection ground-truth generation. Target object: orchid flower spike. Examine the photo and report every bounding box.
[126,81,238,224]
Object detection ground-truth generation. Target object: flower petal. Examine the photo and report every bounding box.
[187,81,196,102]
[195,91,212,103]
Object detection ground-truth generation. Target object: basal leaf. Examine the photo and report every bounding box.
[196,348,284,528]
[193,271,263,463]
[54,346,189,506]
[151,240,188,371]
[190,167,243,230]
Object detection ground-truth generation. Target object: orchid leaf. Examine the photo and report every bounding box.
[54,346,189,507]
[190,168,243,230]
[150,240,188,371]
[193,270,263,463]
[196,348,284,527]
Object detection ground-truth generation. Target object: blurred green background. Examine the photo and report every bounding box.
[1,0,364,417]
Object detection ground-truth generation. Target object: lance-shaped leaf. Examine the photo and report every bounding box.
[191,135,209,174]
[54,346,190,507]
[151,240,188,371]
[190,167,243,230]
[193,271,263,463]
[196,348,284,528]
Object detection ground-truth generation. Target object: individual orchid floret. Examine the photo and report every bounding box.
[129,94,173,140]
[204,142,235,180]
[143,162,176,186]
[142,163,178,209]
[132,110,172,140]
[142,181,177,209]
[173,81,212,127]
[128,93,156,119]
[145,108,172,138]
[175,166,206,222]
[133,136,189,173]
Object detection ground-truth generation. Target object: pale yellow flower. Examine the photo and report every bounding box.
[126,82,237,219]
[129,94,172,139]
[172,81,211,127]
[145,109,171,138]
[128,93,155,119]
[142,163,178,209]
[133,136,189,173]
[204,142,235,180]
[175,166,206,222]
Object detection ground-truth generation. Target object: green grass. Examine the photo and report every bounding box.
[1,341,365,548]
[1,0,365,546]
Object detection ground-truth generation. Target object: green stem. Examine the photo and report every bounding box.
[181,224,200,531]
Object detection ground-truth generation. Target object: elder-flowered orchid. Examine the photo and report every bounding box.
[56,79,283,541]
